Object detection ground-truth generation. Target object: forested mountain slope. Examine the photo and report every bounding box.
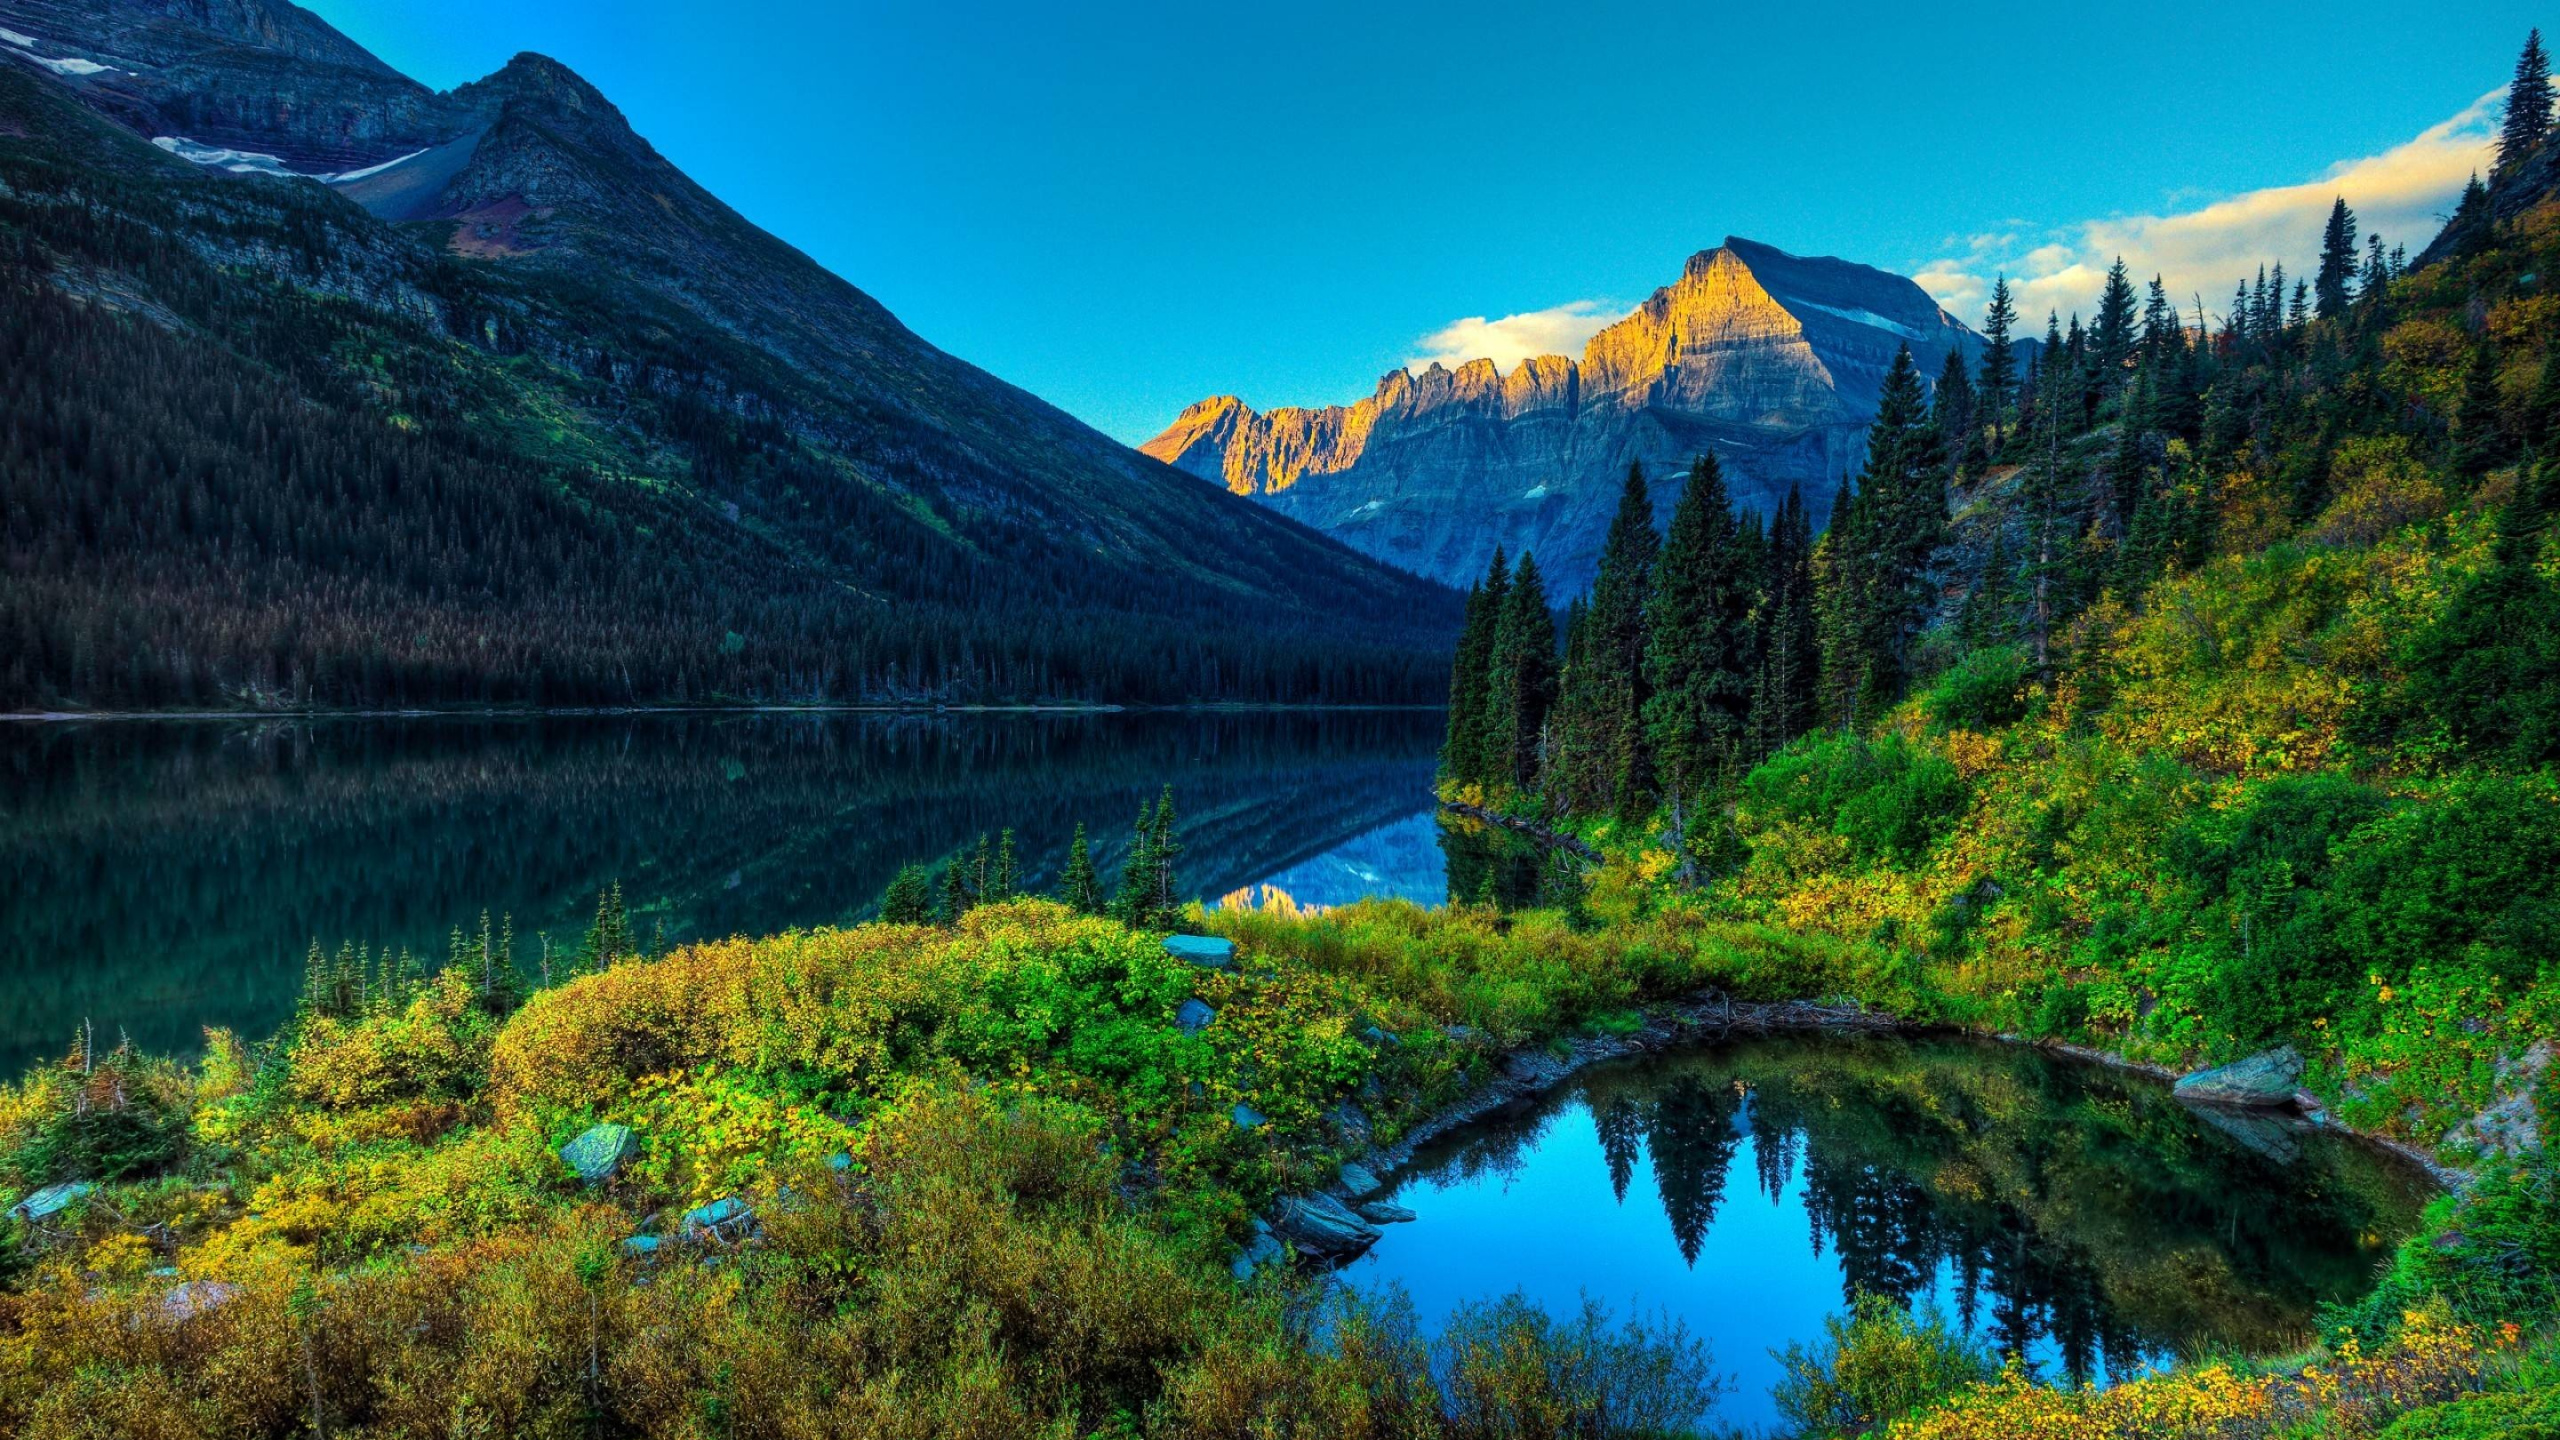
[0,3,1461,709]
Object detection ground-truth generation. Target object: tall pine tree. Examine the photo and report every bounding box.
[2500,29,2554,173]
[1483,553,1559,794]
[1643,452,1753,798]
[1979,276,2018,451]
[1551,466,1658,815]
[2315,197,2359,321]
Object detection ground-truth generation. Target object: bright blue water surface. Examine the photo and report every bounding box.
[1348,1036,2434,1434]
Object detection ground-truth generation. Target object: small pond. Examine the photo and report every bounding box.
[1347,1033,2435,1433]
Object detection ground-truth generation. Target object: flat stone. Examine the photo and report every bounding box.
[1357,1201,1416,1224]
[559,1124,640,1185]
[1176,999,1216,1034]
[1337,1162,1383,1198]
[1325,1102,1371,1142]
[1271,1191,1381,1261]
[2173,1046,2304,1108]
[1163,935,1235,970]
[159,1280,239,1322]
[619,1234,664,1259]
[9,1181,93,1222]
[1229,1102,1267,1130]
[680,1196,757,1242]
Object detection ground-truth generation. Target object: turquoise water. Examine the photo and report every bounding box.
[1348,1035,2434,1434]
[0,710,1469,1073]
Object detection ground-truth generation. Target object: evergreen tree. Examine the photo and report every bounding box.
[990,829,1018,903]
[2091,260,2140,398]
[1643,451,1753,797]
[2500,29,2555,173]
[2447,173,2493,258]
[1958,525,2017,649]
[1820,346,1949,719]
[2315,197,2359,320]
[1552,466,1658,814]
[1440,557,1506,784]
[1750,483,1820,757]
[940,859,971,926]
[1110,797,1159,926]
[1058,822,1102,913]
[879,864,935,924]
[1978,277,2018,450]
[579,882,633,971]
[1147,786,1182,924]
[1935,348,1978,476]
[1483,553,1559,793]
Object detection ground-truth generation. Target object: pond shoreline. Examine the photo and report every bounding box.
[1337,988,2462,1218]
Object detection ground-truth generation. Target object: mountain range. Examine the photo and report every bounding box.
[1145,239,2005,594]
[0,0,1461,709]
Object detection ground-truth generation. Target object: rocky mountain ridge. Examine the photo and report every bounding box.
[1146,238,1996,595]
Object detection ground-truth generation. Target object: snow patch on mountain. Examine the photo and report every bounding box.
[326,149,427,183]
[1790,300,1930,341]
[0,27,36,48]
[152,137,429,185]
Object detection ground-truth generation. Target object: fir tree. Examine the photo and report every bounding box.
[579,882,633,971]
[1109,797,1159,926]
[1978,277,2018,450]
[1643,451,1753,797]
[1145,786,1183,925]
[940,858,972,926]
[2315,197,2359,320]
[2500,29,2555,173]
[1935,348,1978,476]
[1749,483,1820,757]
[2091,259,2140,398]
[879,864,935,924]
[1483,553,1559,794]
[1552,467,1657,814]
[1058,822,1101,913]
[990,829,1018,904]
[1440,558,1503,784]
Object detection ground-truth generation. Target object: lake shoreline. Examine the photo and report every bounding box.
[1,702,1449,723]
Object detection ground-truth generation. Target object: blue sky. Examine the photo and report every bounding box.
[308,1,2544,443]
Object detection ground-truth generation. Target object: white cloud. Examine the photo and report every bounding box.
[1921,86,2505,330]
[1407,298,1624,373]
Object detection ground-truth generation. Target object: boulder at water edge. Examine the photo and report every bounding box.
[560,1124,640,1185]
[1357,1200,1416,1224]
[1337,1162,1382,1198]
[2173,1046,2305,1108]
[1271,1191,1382,1260]
[1163,935,1235,970]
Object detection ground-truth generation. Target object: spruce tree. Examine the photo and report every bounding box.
[2501,29,2555,173]
[1442,549,1509,785]
[1110,797,1158,926]
[1058,822,1102,913]
[1750,484,1820,757]
[879,864,935,924]
[2315,197,2358,321]
[2092,259,2140,398]
[579,883,633,971]
[1146,786,1182,924]
[1978,277,2018,450]
[2454,348,2511,480]
[990,829,1018,904]
[1935,348,1977,477]
[1483,553,1559,793]
[1643,452,1753,797]
[940,861,971,926]
[1552,466,1657,814]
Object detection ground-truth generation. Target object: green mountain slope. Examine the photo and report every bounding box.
[0,9,1461,709]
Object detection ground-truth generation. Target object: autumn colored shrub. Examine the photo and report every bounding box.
[1773,1293,1998,1437]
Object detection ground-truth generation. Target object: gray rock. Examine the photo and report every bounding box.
[1443,1024,1478,1043]
[619,1234,664,1260]
[1176,999,1216,1035]
[1337,1162,1383,1198]
[1325,1102,1371,1142]
[1229,1102,1267,1131]
[680,1196,757,1243]
[1359,1023,1400,1048]
[1163,935,1235,970]
[2173,1046,2304,1108]
[160,1280,240,1322]
[1271,1191,1381,1260]
[559,1123,640,1185]
[9,1181,93,1222]
[1229,1230,1287,1280]
[2190,1105,2305,1165]
[1357,1201,1416,1224]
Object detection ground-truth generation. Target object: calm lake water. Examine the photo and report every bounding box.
[0,710,1469,1074]
[1349,1034,2435,1433]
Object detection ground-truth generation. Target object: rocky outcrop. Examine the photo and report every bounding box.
[2173,1046,2306,1108]
[1145,238,1995,594]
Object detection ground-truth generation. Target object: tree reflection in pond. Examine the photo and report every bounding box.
[1351,1034,2431,1429]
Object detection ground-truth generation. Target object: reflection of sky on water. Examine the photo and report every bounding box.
[1219,808,1448,911]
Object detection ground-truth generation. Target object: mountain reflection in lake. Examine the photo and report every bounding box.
[1349,1034,2433,1433]
[0,710,1453,1073]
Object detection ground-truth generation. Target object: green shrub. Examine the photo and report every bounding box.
[1743,733,1972,866]
[1771,1292,1998,1437]
[1921,646,2035,734]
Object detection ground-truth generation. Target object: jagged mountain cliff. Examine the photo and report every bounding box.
[1145,239,1992,595]
[0,0,1461,708]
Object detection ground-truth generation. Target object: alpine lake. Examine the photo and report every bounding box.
[1,711,2433,1431]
